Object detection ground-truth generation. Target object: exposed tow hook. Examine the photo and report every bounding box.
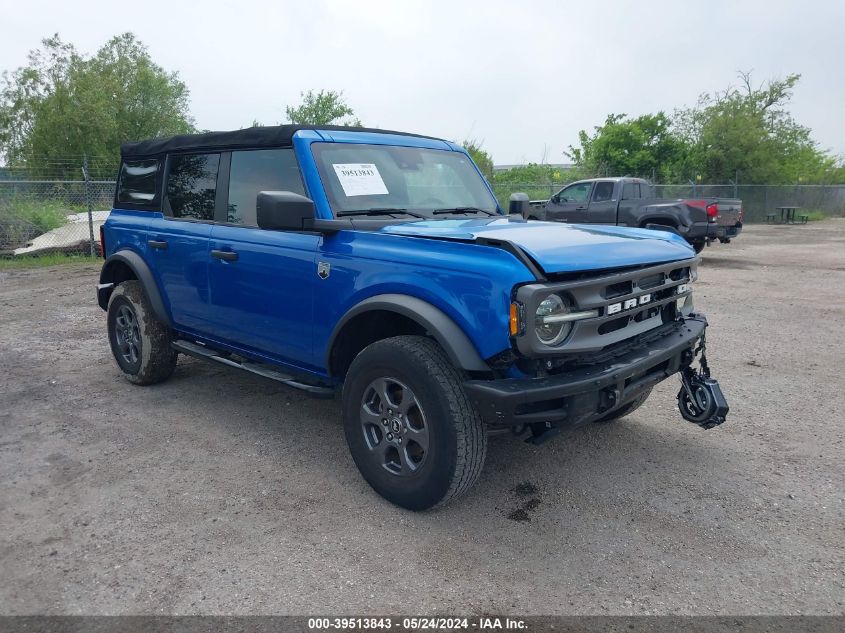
[525,422,561,445]
[677,337,729,429]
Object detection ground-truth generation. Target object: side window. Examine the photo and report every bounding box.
[592,181,615,203]
[559,182,592,203]
[227,149,305,225]
[640,183,655,198]
[116,159,159,206]
[622,183,639,200]
[166,153,220,221]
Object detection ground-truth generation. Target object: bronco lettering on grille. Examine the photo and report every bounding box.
[606,293,651,315]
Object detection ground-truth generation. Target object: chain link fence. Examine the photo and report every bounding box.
[0,159,115,257]
[3,162,845,259]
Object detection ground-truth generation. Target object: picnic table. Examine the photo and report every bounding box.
[776,206,800,224]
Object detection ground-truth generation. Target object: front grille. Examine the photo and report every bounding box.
[514,257,697,357]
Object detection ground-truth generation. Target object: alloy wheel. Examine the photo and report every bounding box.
[359,377,429,476]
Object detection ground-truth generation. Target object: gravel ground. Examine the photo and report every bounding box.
[1,221,844,615]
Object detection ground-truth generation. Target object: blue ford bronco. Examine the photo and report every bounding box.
[98,125,728,510]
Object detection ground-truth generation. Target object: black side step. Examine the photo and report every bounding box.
[172,340,335,398]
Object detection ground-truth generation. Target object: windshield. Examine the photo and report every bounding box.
[311,142,500,217]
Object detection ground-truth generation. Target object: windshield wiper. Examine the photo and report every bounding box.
[432,207,496,216]
[337,208,426,218]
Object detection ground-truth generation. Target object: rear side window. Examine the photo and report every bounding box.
[166,153,220,221]
[227,149,305,225]
[116,159,159,206]
[622,183,639,199]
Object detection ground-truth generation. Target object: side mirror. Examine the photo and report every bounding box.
[509,192,530,217]
[257,191,315,231]
[550,194,560,204]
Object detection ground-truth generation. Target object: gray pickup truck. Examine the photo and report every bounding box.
[527,177,743,253]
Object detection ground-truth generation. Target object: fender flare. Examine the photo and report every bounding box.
[643,222,681,236]
[638,213,679,227]
[98,250,171,326]
[326,294,489,374]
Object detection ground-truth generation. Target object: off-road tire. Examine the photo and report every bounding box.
[342,336,487,510]
[692,240,706,254]
[593,388,652,424]
[107,280,177,385]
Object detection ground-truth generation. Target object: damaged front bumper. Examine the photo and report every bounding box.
[464,315,708,430]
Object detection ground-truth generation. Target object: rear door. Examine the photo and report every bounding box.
[206,148,319,369]
[544,181,594,223]
[583,180,617,223]
[147,152,220,333]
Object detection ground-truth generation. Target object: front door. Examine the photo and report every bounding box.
[205,148,319,370]
[544,181,593,223]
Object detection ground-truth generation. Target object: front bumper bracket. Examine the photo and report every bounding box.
[464,316,708,429]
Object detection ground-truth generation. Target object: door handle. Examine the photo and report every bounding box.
[147,240,168,250]
[210,249,238,262]
[575,206,587,211]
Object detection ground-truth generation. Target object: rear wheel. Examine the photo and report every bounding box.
[342,336,487,510]
[107,281,177,385]
[692,240,706,253]
[593,388,652,424]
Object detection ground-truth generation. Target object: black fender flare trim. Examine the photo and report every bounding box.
[326,294,489,374]
[98,250,171,326]
[643,222,682,236]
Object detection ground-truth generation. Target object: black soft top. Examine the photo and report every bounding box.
[120,125,443,160]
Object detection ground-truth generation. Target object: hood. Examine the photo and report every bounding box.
[380,217,695,274]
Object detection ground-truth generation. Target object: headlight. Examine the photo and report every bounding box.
[535,294,572,345]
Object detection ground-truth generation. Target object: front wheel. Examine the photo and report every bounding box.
[342,336,487,510]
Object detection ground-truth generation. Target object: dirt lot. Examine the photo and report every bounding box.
[1,221,844,615]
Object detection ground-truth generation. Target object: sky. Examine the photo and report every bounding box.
[1,0,843,165]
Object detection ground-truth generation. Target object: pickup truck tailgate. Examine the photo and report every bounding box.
[712,199,743,227]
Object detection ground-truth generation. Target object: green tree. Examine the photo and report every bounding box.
[284,89,361,126]
[0,33,194,177]
[674,72,839,184]
[461,138,494,179]
[566,112,684,181]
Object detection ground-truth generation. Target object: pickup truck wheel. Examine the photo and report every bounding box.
[692,240,706,254]
[342,336,487,510]
[593,388,652,424]
[107,280,177,385]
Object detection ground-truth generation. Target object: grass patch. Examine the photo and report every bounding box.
[800,209,829,222]
[0,253,98,270]
[1,196,68,232]
[1,196,70,249]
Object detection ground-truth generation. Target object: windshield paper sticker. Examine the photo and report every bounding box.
[332,163,389,197]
